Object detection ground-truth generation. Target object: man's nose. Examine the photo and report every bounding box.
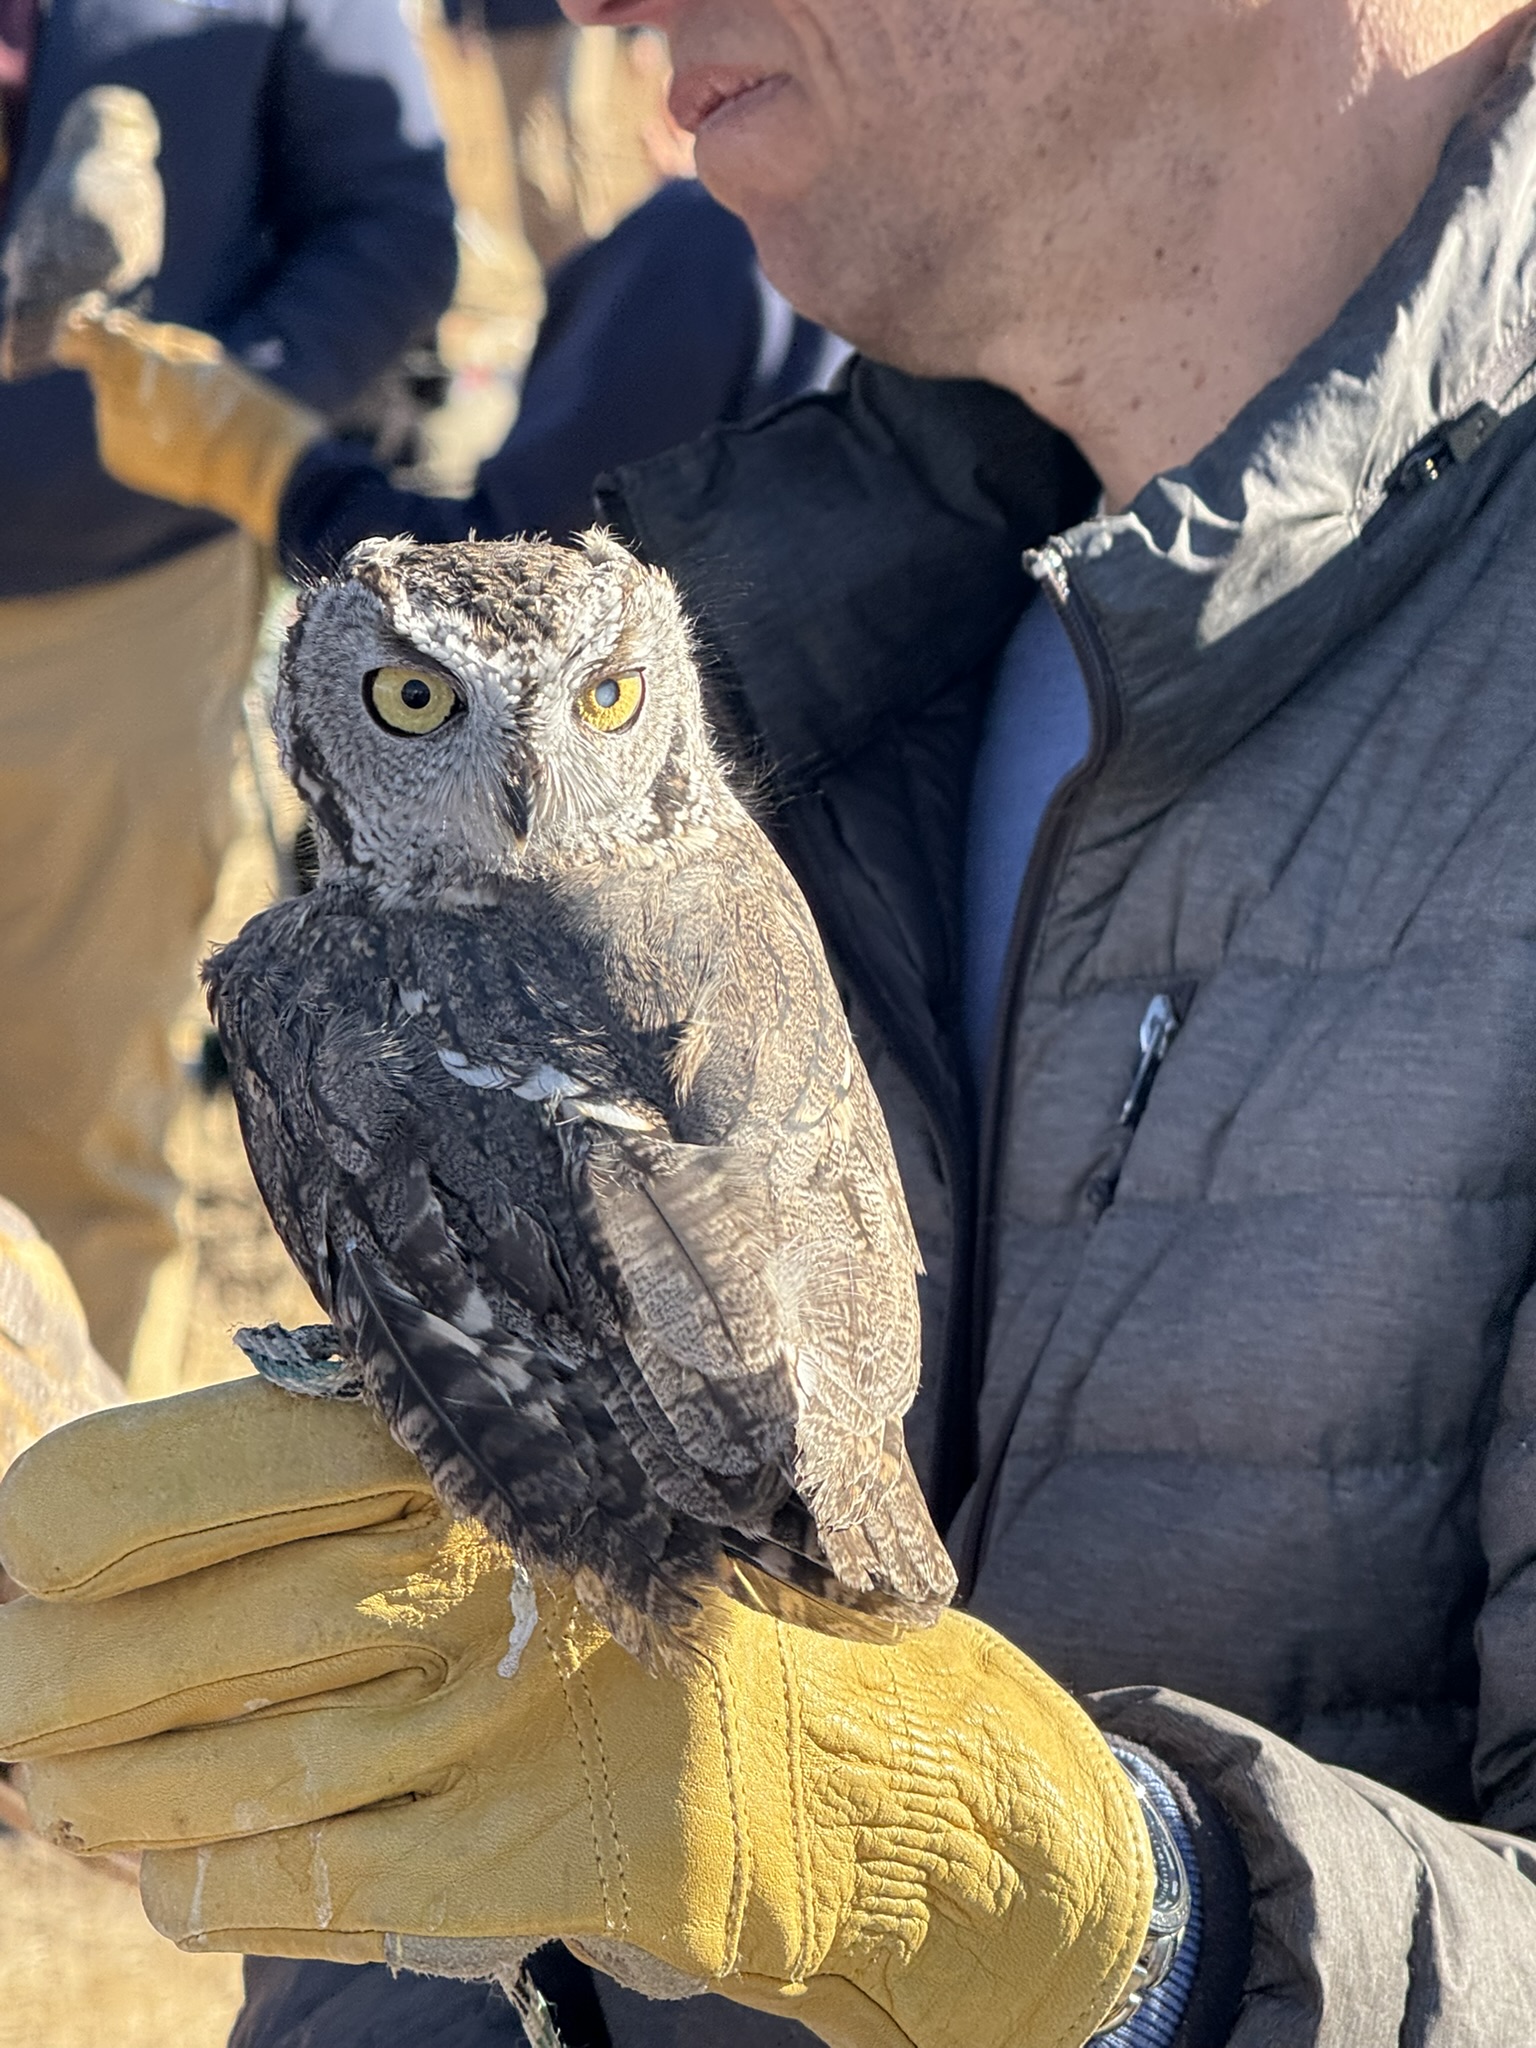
[559,0,674,25]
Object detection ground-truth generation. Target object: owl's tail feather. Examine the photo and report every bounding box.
[717,1471,954,1642]
[816,1433,959,1615]
[717,1543,923,1643]
[337,1245,724,1672]
[754,1412,959,1638]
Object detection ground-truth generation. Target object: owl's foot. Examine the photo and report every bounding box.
[233,1322,364,1399]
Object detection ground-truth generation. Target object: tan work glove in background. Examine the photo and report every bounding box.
[0,1379,1154,2048]
[0,1195,121,1482]
[54,308,324,545]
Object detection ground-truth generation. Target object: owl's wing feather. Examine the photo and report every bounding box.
[335,1216,723,1661]
[210,883,953,1638]
[559,852,952,1612]
[209,907,733,1655]
[389,919,807,1494]
[207,947,346,1310]
[577,1128,798,1471]
[580,1120,953,1613]
[337,1244,548,1524]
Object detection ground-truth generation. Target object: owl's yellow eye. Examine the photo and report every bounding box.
[365,665,460,736]
[575,671,645,733]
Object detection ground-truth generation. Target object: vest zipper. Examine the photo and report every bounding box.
[1121,993,1180,1128]
[952,540,1124,1600]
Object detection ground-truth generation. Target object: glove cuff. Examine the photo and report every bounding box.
[197,365,324,547]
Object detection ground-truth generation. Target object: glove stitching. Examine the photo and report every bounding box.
[706,1648,750,1977]
[574,1656,631,1940]
[774,1625,813,1984]
[884,1657,930,1938]
[544,1624,618,1937]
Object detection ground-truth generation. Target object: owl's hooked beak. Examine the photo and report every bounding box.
[499,764,531,850]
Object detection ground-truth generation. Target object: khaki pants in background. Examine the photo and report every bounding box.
[0,532,260,1373]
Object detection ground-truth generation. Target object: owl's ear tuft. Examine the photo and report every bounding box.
[346,534,414,565]
[343,534,415,579]
[574,528,642,577]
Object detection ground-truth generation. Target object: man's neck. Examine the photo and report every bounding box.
[976,15,1531,511]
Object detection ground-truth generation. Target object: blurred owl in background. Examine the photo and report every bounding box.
[206,532,956,1665]
[0,84,163,380]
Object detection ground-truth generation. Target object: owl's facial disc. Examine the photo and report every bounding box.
[277,535,735,901]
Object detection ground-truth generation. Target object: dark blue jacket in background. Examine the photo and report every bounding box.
[280,178,839,571]
[442,0,567,29]
[0,0,458,598]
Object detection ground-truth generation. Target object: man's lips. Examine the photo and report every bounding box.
[668,66,787,136]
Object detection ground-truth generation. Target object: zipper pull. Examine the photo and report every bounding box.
[1120,994,1180,1128]
[1389,400,1501,494]
[1023,539,1072,604]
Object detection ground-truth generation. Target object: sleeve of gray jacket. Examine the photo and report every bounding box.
[1090,1687,1536,2047]
[1472,1281,1536,1838]
[215,0,458,417]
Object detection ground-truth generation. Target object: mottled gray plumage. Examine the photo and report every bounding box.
[0,85,163,381]
[207,533,955,1662]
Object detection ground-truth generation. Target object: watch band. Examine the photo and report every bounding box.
[1089,1743,1194,2040]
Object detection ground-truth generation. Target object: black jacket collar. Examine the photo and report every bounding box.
[600,369,1093,794]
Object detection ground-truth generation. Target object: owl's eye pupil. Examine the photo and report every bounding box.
[574,669,644,733]
[401,678,433,710]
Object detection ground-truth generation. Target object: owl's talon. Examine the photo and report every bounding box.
[234,1322,363,1398]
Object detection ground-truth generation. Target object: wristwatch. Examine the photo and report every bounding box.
[1089,1743,1194,2039]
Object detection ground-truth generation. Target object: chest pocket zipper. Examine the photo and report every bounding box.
[1084,991,1187,1219]
[1121,993,1181,1128]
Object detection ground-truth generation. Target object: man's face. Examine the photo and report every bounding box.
[564,0,1283,376]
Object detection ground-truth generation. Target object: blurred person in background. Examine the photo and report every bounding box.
[278,167,844,567]
[35,3,1536,2048]
[0,0,456,1375]
[444,0,585,275]
[274,19,843,560]
[51,52,842,586]
[445,3,687,275]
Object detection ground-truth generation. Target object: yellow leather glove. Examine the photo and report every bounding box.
[0,1379,1153,2048]
[54,307,324,545]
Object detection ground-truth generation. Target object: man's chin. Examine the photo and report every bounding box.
[733,208,967,381]
[689,72,843,230]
